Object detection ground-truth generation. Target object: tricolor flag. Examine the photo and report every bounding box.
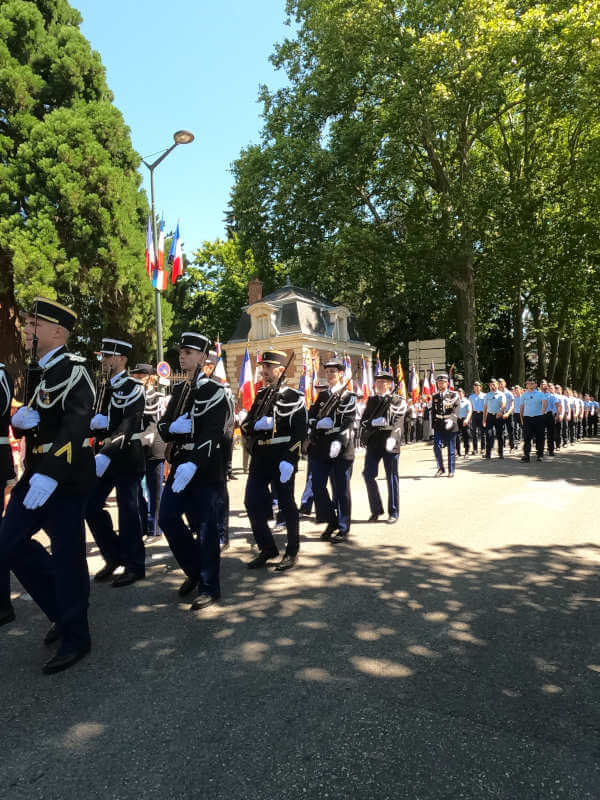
[429,360,436,390]
[311,360,319,403]
[422,371,431,398]
[157,219,165,269]
[344,354,353,390]
[376,351,382,375]
[152,267,168,291]
[448,364,455,389]
[238,346,255,411]
[152,218,168,290]
[254,350,263,392]
[145,216,155,277]
[367,355,374,393]
[299,363,307,405]
[169,222,184,284]
[360,355,370,402]
[396,358,407,398]
[213,337,226,381]
[408,364,420,403]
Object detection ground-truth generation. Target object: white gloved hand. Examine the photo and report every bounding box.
[329,440,342,459]
[169,414,192,434]
[385,437,396,452]
[444,418,453,430]
[316,417,334,430]
[23,473,58,510]
[279,460,294,484]
[11,406,40,430]
[172,461,197,493]
[371,416,386,427]
[237,410,248,423]
[254,416,274,431]
[90,413,109,431]
[95,453,111,477]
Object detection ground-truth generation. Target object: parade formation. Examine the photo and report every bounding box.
[0,296,598,675]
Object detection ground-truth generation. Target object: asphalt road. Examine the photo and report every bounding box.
[2,439,600,800]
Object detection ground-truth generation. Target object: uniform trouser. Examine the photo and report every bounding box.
[86,472,145,575]
[138,458,164,535]
[311,457,353,534]
[0,479,10,611]
[582,417,588,437]
[159,479,222,598]
[561,418,568,446]
[0,479,90,651]
[456,420,471,455]
[433,430,457,472]
[245,457,299,555]
[593,417,598,436]
[576,419,582,439]
[523,416,545,457]
[300,457,314,513]
[543,412,555,455]
[504,415,515,449]
[406,419,416,443]
[216,481,229,545]
[485,417,504,456]
[470,411,485,452]
[568,419,575,444]
[416,419,424,441]
[363,448,399,517]
[554,420,562,449]
[513,416,522,443]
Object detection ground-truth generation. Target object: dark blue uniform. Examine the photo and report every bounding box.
[158,375,231,600]
[0,365,16,622]
[360,393,406,520]
[138,384,166,536]
[0,347,95,653]
[243,385,307,558]
[431,389,460,474]
[86,372,146,577]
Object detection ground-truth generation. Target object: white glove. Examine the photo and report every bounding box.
[329,440,342,459]
[316,417,334,430]
[238,410,248,423]
[23,473,58,510]
[444,418,453,430]
[169,414,192,434]
[279,460,294,484]
[172,461,197,493]
[254,416,274,431]
[385,437,396,452]
[141,431,155,446]
[11,406,40,430]
[90,413,108,431]
[372,416,386,427]
[95,453,111,477]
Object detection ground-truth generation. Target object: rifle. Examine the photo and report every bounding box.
[308,382,348,444]
[23,328,42,406]
[359,393,393,447]
[164,363,202,464]
[93,364,112,416]
[243,352,295,453]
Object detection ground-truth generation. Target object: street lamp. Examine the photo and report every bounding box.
[142,130,195,362]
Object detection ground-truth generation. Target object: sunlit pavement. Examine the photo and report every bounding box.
[2,440,600,799]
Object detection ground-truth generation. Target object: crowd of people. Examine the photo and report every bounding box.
[0,296,597,675]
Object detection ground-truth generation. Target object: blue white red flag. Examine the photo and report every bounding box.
[145,216,155,277]
[169,223,184,284]
[238,346,255,411]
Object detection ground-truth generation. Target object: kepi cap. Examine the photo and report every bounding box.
[180,331,210,353]
[375,369,394,381]
[100,338,132,356]
[261,350,287,367]
[131,363,153,375]
[26,297,78,331]
[436,372,449,381]
[324,357,345,371]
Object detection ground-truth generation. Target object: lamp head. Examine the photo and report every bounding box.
[173,130,194,145]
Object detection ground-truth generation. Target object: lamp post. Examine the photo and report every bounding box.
[142,129,195,362]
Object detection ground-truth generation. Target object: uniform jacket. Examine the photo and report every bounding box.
[98,372,146,475]
[158,375,232,483]
[20,347,95,494]
[360,393,406,454]
[242,384,307,468]
[431,390,460,434]
[141,384,167,461]
[0,365,15,482]
[308,387,357,461]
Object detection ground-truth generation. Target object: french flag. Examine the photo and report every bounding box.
[213,337,227,382]
[408,364,420,403]
[238,346,255,411]
[169,223,184,284]
[344,354,353,390]
[361,355,370,401]
[254,350,263,392]
[145,216,155,276]
[422,372,431,398]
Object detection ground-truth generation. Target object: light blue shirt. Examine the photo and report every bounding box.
[513,395,521,413]
[485,390,505,415]
[521,390,545,417]
[458,398,472,419]
[469,392,485,412]
[38,346,64,368]
[592,401,599,415]
[503,390,514,414]
[543,392,558,414]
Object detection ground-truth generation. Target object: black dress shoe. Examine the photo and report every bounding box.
[178,576,198,597]
[112,571,144,587]
[521,456,530,462]
[247,550,279,569]
[190,592,220,610]
[42,644,91,675]
[536,456,543,462]
[0,605,16,627]
[435,468,445,477]
[44,623,61,645]
[94,562,119,582]
[320,523,338,540]
[331,530,348,543]
[274,553,297,571]
[386,516,399,524]
[368,514,380,522]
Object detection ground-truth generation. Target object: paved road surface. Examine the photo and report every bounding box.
[2,440,600,799]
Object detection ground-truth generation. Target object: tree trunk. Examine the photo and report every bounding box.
[454,250,479,389]
[570,340,578,388]
[0,254,23,380]
[557,338,571,387]
[578,346,593,393]
[547,306,568,381]
[530,302,546,380]
[511,291,525,385]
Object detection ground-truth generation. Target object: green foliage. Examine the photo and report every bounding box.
[0,0,157,366]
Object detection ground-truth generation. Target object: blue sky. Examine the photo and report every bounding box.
[75,0,291,255]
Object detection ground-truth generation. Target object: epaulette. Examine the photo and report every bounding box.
[66,353,87,364]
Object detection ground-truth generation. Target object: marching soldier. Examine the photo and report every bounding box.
[242,350,307,570]
[455,387,472,457]
[0,298,94,673]
[0,362,16,626]
[482,378,507,459]
[520,378,547,462]
[360,369,406,524]
[431,373,460,477]
[85,338,146,586]
[468,382,486,453]
[131,364,166,540]
[308,357,357,541]
[158,332,231,607]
